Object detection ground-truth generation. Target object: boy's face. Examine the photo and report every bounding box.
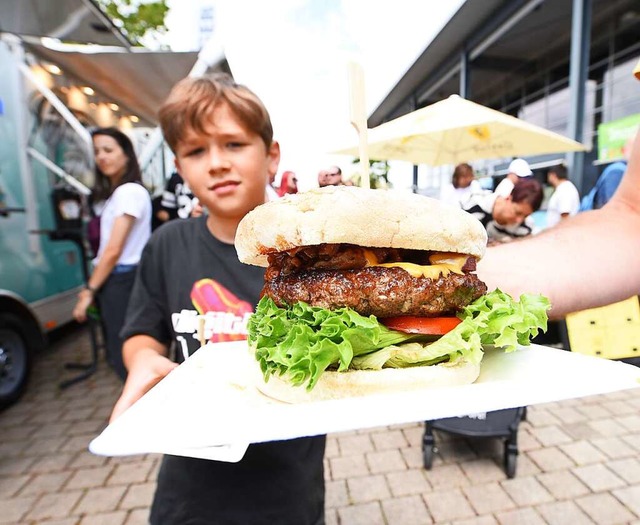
[174,102,279,225]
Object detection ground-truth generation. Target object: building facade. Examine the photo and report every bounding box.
[371,0,640,195]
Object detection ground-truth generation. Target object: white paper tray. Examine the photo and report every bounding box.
[90,342,640,462]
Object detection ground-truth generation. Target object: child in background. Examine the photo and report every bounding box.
[109,74,326,524]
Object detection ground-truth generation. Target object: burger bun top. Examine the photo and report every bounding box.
[236,186,487,267]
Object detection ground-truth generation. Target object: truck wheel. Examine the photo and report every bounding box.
[0,314,31,409]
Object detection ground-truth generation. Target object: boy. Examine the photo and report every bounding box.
[109,74,326,524]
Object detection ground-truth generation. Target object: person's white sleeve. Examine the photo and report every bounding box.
[113,184,149,219]
[493,178,514,197]
[438,184,458,206]
[524,215,540,235]
[469,180,482,193]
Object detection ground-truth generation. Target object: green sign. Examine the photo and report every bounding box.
[598,113,640,162]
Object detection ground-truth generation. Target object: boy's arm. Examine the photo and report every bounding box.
[477,132,640,318]
[109,334,178,422]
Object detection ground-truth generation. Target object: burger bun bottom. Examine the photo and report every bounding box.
[255,358,481,404]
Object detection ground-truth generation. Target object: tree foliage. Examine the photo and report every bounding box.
[96,0,169,46]
[349,159,393,189]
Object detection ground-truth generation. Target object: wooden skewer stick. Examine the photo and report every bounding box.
[348,61,370,189]
[198,316,206,349]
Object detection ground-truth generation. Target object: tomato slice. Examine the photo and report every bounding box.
[380,316,462,335]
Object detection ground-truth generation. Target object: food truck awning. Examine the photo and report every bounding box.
[2,0,229,127]
[0,0,131,47]
[24,43,213,126]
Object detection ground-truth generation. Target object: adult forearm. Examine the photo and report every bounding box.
[88,249,120,290]
[476,201,640,318]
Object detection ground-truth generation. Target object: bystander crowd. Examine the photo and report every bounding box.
[318,165,343,187]
[461,177,543,244]
[477,55,640,317]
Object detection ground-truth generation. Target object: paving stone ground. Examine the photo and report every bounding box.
[1,325,639,525]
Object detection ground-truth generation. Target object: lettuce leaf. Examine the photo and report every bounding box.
[248,297,418,389]
[248,289,550,391]
[351,342,455,369]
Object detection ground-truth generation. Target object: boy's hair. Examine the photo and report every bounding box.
[91,127,142,201]
[159,73,273,153]
[511,177,544,211]
[548,164,568,180]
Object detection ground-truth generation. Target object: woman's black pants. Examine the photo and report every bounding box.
[97,269,137,381]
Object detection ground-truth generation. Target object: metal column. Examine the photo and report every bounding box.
[460,48,470,99]
[566,0,592,193]
[412,94,419,193]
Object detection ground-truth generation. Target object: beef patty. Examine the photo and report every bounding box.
[261,265,487,318]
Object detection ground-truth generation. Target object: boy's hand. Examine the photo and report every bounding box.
[110,349,178,422]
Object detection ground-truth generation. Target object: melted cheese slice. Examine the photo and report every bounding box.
[364,250,467,280]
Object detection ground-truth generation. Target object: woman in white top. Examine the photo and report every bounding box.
[439,162,482,207]
[73,127,151,380]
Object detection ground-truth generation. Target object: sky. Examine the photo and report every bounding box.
[164,0,464,190]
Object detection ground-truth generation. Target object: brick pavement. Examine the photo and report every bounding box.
[1,325,640,524]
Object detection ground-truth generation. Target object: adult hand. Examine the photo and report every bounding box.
[72,289,94,323]
[109,349,178,422]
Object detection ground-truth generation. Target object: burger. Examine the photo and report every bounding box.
[236,186,549,402]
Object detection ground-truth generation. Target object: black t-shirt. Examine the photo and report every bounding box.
[123,215,265,359]
[122,216,326,525]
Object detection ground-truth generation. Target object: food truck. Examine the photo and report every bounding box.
[0,0,226,407]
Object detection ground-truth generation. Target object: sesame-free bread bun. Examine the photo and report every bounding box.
[254,357,481,403]
[236,186,487,267]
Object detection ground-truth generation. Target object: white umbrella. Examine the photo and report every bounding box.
[333,95,588,165]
